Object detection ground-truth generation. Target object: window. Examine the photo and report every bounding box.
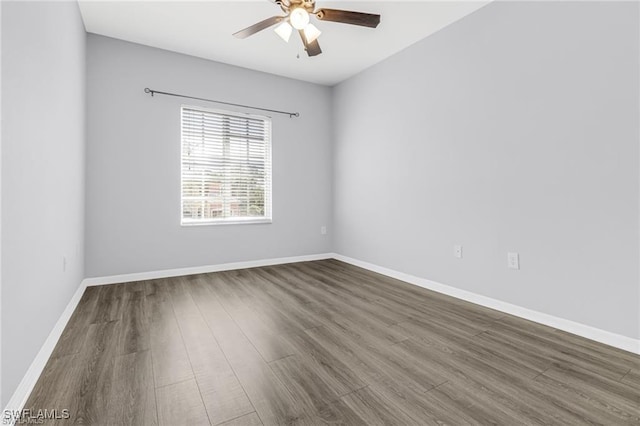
[181,105,272,225]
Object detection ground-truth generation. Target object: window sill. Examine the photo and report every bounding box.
[181,218,272,227]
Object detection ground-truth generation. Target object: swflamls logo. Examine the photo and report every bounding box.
[2,409,70,424]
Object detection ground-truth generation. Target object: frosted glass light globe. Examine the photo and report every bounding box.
[303,23,321,43]
[274,21,293,42]
[290,8,310,30]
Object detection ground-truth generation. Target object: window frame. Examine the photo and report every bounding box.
[180,104,273,227]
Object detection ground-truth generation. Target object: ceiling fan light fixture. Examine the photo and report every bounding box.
[232,2,382,57]
[303,23,321,43]
[274,21,293,42]
[289,7,310,30]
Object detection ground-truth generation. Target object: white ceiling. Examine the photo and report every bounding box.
[78,1,489,86]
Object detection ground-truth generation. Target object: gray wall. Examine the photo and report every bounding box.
[86,35,332,278]
[1,1,86,406]
[332,1,640,339]
[1,1,637,406]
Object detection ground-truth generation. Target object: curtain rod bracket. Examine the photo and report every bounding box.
[143,87,299,118]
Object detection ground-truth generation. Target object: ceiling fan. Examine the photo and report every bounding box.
[233,0,381,57]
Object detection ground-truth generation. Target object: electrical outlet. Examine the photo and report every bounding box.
[454,245,463,259]
[320,226,327,235]
[508,252,519,270]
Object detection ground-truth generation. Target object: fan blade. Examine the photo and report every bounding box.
[298,30,322,57]
[233,16,284,39]
[306,39,322,56]
[315,9,380,28]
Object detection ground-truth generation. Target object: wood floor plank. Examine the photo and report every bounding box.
[306,301,409,347]
[539,363,640,418]
[486,320,632,381]
[149,343,194,389]
[23,354,80,420]
[425,382,527,425]
[241,267,323,331]
[91,283,126,324]
[265,262,405,336]
[498,315,639,372]
[339,386,420,426]
[210,271,297,363]
[109,350,158,425]
[622,369,640,387]
[168,277,254,425]
[156,378,210,426]
[394,337,608,424]
[122,279,148,293]
[189,276,311,426]
[533,367,640,424]
[218,412,263,426]
[394,339,566,424]
[268,354,367,424]
[304,260,499,336]
[472,328,554,373]
[394,318,547,380]
[306,323,444,394]
[23,260,640,425]
[283,331,367,396]
[319,259,505,321]
[303,326,470,425]
[146,280,194,388]
[286,262,409,326]
[67,321,121,424]
[261,264,410,345]
[49,286,101,359]
[117,289,150,355]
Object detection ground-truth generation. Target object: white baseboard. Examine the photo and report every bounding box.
[5,251,638,421]
[2,279,88,424]
[3,253,331,421]
[82,253,334,287]
[332,253,640,355]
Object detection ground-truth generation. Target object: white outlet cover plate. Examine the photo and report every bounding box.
[508,252,520,270]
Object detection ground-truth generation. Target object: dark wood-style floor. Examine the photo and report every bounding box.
[26,260,640,425]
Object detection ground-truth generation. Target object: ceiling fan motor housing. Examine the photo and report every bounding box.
[279,0,316,14]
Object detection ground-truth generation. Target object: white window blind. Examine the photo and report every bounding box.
[181,105,272,225]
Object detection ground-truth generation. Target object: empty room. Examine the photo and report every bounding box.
[1,0,639,424]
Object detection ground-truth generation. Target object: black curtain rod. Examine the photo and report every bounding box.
[144,88,300,118]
